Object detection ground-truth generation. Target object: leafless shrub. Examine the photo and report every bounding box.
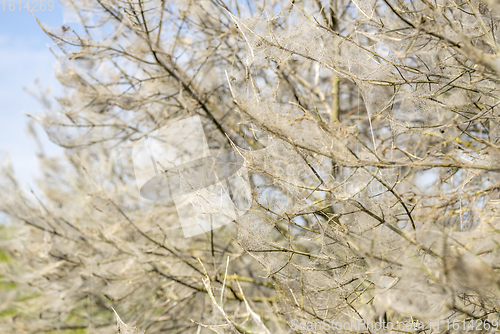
[2,0,500,333]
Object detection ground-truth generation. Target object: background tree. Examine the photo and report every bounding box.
[2,0,500,333]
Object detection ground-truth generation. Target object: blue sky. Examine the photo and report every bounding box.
[0,3,66,188]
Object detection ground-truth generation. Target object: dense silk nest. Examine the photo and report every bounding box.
[2,0,500,333]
